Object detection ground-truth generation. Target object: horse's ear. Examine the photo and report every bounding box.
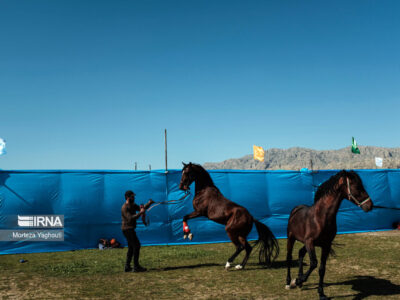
[182,162,187,167]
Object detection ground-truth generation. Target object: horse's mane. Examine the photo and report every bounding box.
[190,163,216,187]
[314,170,359,203]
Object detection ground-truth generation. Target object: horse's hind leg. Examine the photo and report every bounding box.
[236,236,252,270]
[225,211,252,270]
[226,244,244,270]
[225,232,244,270]
[286,236,295,289]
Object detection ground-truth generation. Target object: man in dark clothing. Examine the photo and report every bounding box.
[121,190,154,272]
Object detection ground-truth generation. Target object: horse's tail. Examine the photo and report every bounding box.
[253,219,280,266]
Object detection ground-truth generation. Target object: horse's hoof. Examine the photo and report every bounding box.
[183,234,188,239]
[225,262,231,270]
[235,265,243,270]
[188,233,193,240]
[290,279,297,289]
[285,285,291,290]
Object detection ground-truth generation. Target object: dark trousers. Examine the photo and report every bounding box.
[122,229,141,267]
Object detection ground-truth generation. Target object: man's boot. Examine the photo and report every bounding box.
[124,255,133,272]
[124,264,133,272]
[133,265,147,272]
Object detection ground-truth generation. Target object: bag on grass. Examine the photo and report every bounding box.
[98,238,110,250]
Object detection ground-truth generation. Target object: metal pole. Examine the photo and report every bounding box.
[164,129,170,245]
[135,162,137,171]
[164,129,168,172]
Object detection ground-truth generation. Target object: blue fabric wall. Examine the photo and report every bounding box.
[0,169,399,254]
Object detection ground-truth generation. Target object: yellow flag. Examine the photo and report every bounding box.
[253,145,265,162]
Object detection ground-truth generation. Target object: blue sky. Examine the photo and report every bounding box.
[0,0,399,170]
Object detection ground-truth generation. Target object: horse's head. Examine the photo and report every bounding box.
[344,171,373,212]
[179,162,194,191]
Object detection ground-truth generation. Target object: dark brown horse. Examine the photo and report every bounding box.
[179,162,279,270]
[286,170,373,300]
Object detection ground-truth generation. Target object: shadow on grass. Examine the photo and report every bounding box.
[329,276,400,300]
[302,276,400,300]
[161,263,220,271]
[270,259,300,269]
[159,259,299,272]
[244,259,300,269]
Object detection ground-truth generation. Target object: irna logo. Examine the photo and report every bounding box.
[17,215,64,228]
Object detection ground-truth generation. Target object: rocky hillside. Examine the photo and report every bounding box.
[203,146,400,170]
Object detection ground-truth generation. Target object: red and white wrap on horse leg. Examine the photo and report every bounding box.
[183,221,193,240]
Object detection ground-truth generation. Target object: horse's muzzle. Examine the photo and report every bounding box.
[362,199,373,212]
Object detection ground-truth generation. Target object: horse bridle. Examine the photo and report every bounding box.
[346,177,371,208]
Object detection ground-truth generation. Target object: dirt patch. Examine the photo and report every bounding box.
[354,230,400,237]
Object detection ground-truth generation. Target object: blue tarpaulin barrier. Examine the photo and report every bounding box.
[0,169,399,254]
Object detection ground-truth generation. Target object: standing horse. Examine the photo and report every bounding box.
[179,162,279,270]
[286,170,373,300]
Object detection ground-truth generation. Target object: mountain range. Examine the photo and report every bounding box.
[203,146,400,170]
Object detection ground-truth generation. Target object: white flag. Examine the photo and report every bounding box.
[0,138,6,155]
[375,157,383,168]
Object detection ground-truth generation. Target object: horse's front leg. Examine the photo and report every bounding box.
[318,246,331,300]
[297,246,307,284]
[183,211,202,240]
[292,240,318,288]
[289,246,307,289]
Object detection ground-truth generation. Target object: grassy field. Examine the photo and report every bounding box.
[1,231,400,299]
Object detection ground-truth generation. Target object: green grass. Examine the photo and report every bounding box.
[1,231,400,299]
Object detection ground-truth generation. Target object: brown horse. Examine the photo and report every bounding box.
[179,162,279,270]
[286,170,373,300]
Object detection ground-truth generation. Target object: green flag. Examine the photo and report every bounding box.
[351,137,360,154]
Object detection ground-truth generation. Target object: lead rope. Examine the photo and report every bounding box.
[146,191,191,213]
[142,191,191,226]
[346,178,400,210]
[373,205,400,211]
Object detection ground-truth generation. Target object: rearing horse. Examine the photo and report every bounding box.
[286,170,373,300]
[179,162,279,270]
